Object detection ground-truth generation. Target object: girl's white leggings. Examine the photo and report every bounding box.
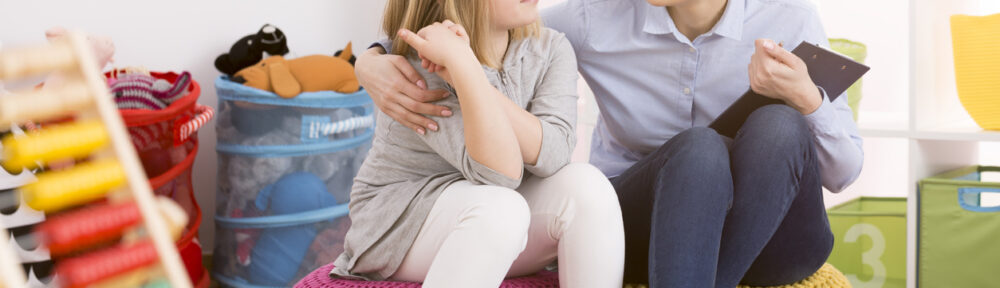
[390,163,625,288]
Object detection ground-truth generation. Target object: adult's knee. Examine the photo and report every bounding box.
[651,128,734,209]
[657,127,730,172]
[739,104,813,156]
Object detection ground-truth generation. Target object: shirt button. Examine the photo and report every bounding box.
[683,87,691,95]
[689,47,696,53]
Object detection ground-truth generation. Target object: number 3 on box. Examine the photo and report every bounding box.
[844,223,887,288]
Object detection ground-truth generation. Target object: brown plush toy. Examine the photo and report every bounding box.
[233,42,359,98]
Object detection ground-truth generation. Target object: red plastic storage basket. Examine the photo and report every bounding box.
[114,71,213,285]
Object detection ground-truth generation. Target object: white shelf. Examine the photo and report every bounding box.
[859,128,912,139]
[815,0,1000,287]
[912,126,1000,142]
[912,129,1000,142]
[859,124,1000,141]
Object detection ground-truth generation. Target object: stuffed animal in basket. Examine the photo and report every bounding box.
[247,172,338,286]
[232,42,359,98]
[108,71,192,110]
[225,146,292,201]
[221,127,296,275]
[42,27,115,90]
[302,150,352,204]
[305,217,351,271]
[215,24,289,76]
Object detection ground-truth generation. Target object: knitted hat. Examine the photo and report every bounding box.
[153,71,191,104]
[110,72,191,110]
[111,74,167,110]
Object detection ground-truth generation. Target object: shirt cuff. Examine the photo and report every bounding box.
[369,39,393,54]
[466,154,523,189]
[524,121,569,177]
[803,87,839,136]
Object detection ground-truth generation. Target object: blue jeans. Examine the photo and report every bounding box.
[610,105,834,287]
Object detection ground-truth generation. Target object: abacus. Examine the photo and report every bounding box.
[0,32,192,288]
[0,225,27,288]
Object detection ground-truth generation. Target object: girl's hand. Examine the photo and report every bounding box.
[399,21,475,78]
[419,21,469,81]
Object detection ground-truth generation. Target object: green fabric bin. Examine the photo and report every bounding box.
[829,38,866,121]
[826,197,907,288]
[918,166,1000,288]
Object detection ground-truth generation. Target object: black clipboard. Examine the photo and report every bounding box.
[708,42,870,138]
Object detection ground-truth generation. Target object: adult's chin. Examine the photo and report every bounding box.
[646,0,685,7]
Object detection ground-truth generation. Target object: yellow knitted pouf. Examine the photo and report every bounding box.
[736,264,851,288]
[624,263,851,288]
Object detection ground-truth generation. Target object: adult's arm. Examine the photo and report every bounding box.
[355,41,452,134]
[399,24,525,182]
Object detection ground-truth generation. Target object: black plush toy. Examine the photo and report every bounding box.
[215,24,290,76]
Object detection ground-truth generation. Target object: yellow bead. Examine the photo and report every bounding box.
[23,159,125,212]
[2,120,108,172]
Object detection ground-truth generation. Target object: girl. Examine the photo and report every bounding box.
[330,0,625,287]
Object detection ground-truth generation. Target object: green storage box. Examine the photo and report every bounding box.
[829,38,866,121]
[826,197,907,288]
[918,166,1000,288]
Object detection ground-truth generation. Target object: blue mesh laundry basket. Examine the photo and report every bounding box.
[212,77,373,288]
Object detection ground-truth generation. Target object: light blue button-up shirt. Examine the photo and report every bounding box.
[543,0,863,192]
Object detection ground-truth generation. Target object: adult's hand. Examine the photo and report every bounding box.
[356,46,452,135]
[748,39,823,115]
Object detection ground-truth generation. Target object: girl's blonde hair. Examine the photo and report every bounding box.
[383,0,541,68]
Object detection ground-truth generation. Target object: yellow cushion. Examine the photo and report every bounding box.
[736,263,850,288]
[624,263,851,288]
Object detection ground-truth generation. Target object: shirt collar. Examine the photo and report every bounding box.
[642,3,677,36]
[712,0,744,40]
[642,0,744,41]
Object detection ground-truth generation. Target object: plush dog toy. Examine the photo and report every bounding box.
[232,42,359,98]
[215,24,289,76]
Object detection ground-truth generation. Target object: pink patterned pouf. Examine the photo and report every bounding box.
[294,264,560,288]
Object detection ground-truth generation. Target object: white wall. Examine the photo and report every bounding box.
[1,0,391,252]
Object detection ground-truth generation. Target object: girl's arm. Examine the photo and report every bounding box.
[496,35,579,177]
[399,24,523,181]
[500,99,543,165]
[421,24,577,174]
[500,32,578,177]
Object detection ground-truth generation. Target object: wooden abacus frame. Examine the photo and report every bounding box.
[0,225,27,288]
[0,32,191,288]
